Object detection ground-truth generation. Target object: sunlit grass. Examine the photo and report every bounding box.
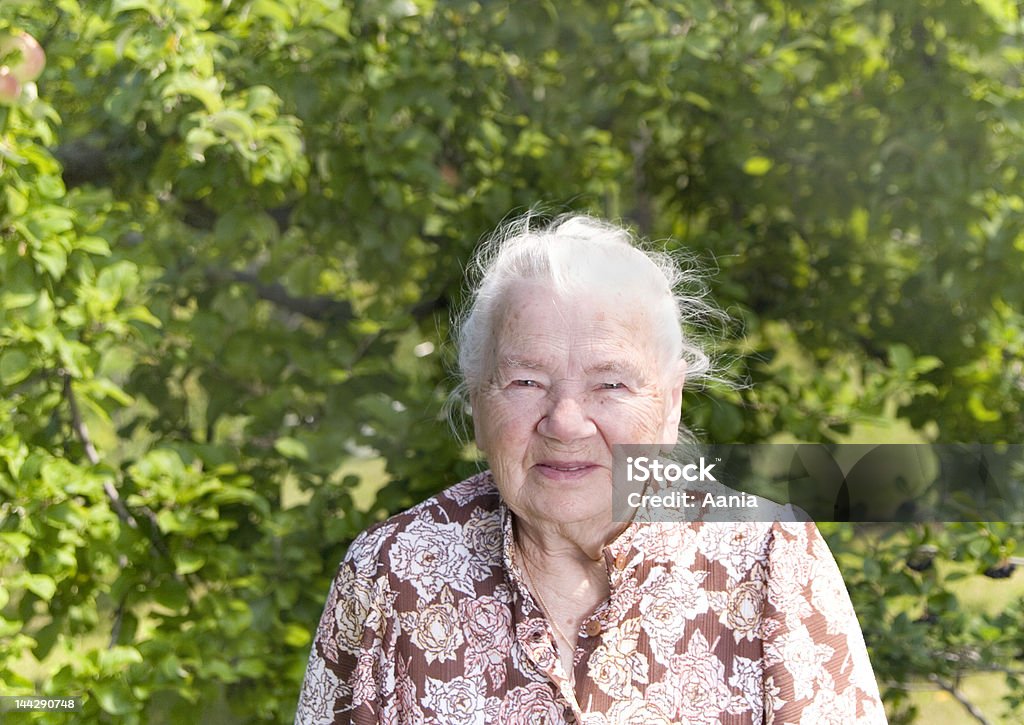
[875,550,1024,723]
[904,672,1016,724]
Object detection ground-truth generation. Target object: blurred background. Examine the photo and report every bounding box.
[1,0,1022,722]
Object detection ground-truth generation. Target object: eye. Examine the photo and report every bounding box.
[599,382,626,390]
[512,379,540,388]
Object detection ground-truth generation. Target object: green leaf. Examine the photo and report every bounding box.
[96,261,140,303]
[236,657,267,677]
[112,0,158,13]
[25,574,56,600]
[862,557,881,581]
[36,175,66,200]
[274,436,309,461]
[174,550,206,575]
[76,236,112,256]
[966,537,992,559]
[251,0,294,27]
[0,349,32,386]
[125,305,162,328]
[4,185,29,216]
[0,276,37,309]
[283,622,311,648]
[199,658,239,682]
[185,126,219,160]
[889,344,913,373]
[156,509,183,534]
[26,207,74,237]
[223,599,253,637]
[85,377,135,406]
[913,356,942,374]
[0,141,28,165]
[92,680,136,715]
[0,532,32,558]
[33,243,68,279]
[967,392,1000,423]
[32,620,61,660]
[152,579,189,611]
[313,7,352,38]
[208,109,256,142]
[162,73,223,113]
[99,646,144,672]
[682,91,713,111]
[742,156,773,176]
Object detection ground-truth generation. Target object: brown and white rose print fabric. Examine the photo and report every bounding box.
[295,471,887,724]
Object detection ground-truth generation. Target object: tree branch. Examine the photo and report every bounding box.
[63,373,198,601]
[63,373,137,528]
[927,673,991,725]
[205,268,354,322]
[109,596,126,649]
[64,373,99,465]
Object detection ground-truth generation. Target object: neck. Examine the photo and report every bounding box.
[515,515,624,568]
[513,516,626,599]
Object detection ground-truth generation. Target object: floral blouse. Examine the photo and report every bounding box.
[295,471,887,724]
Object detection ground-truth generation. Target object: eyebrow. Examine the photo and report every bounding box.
[585,360,644,379]
[498,356,547,371]
[495,358,638,376]
[498,356,644,379]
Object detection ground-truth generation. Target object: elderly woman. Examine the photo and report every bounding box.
[295,215,887,724]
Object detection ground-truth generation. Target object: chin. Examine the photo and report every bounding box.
[536,493,611,523]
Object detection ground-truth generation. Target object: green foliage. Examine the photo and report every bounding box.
[1,0,1022,722]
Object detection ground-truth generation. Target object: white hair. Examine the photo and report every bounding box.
[446,212,731,437]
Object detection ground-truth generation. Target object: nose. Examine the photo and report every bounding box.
[537,392,597,442]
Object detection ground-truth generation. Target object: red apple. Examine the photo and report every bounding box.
[0,68,21,104]
[0,31,45,83]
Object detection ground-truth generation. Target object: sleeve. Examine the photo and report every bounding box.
[295,533,395,725]
[761,521,888,724]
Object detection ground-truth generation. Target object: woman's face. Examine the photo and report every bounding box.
[471,279,686,531]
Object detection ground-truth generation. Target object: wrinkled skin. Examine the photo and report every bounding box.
[471,279,686,556]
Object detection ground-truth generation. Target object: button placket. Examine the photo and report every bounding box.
[518,621,561,681]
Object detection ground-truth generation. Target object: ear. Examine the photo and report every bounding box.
[660,359,687,447]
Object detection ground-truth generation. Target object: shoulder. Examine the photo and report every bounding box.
[766,520,833,560]
[343,470,504,579]
[633,520,831,581]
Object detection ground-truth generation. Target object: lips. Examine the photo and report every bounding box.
[535,461,600,480]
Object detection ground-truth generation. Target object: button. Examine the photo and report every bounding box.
[585,619,602,637]
[614,551,629,570]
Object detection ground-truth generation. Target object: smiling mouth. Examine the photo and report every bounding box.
[535,462,599,478]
